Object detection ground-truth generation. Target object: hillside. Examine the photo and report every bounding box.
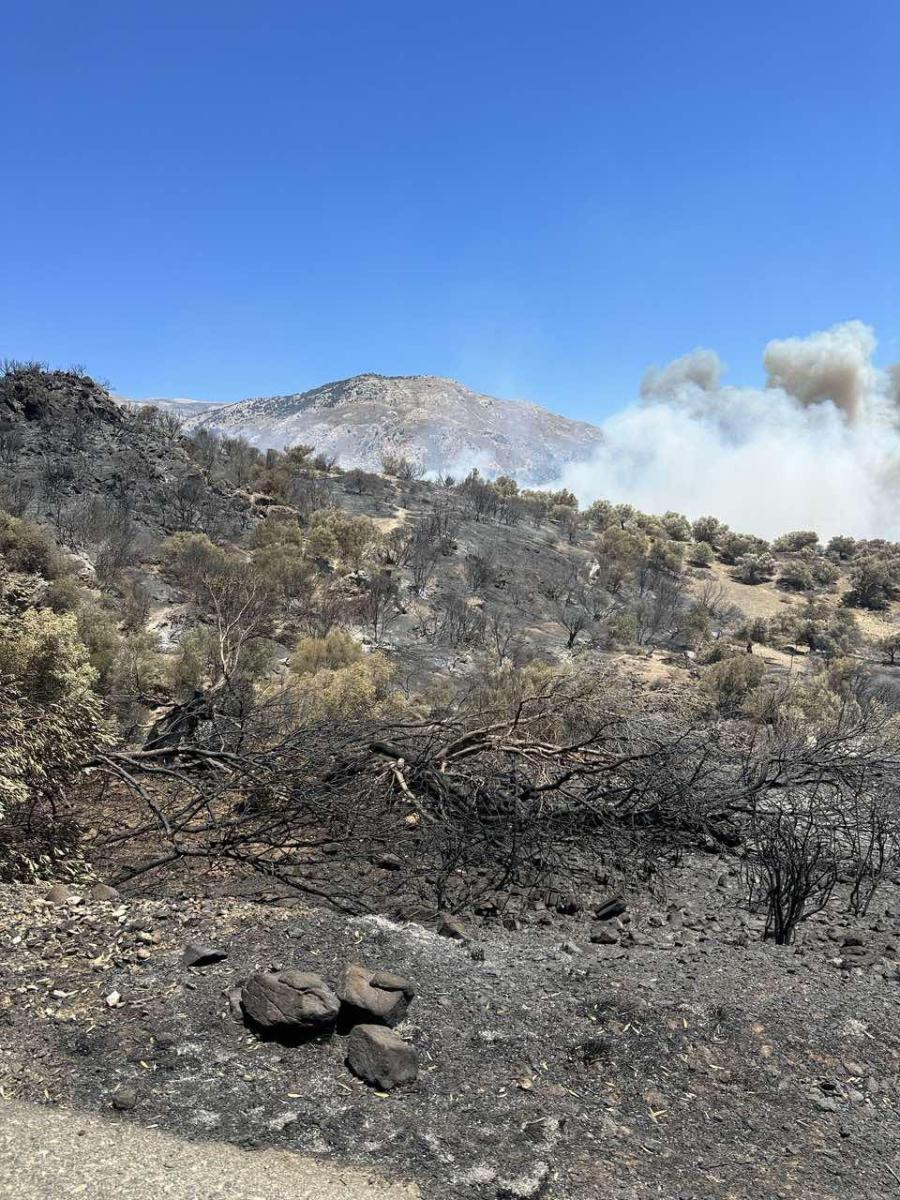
[0,364,251,544]
[6,362,900,1199]
[184,373,605,482]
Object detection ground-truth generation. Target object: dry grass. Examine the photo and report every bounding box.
[690,560,900,645]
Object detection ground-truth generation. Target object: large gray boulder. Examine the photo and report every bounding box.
[337,964,414,1028]
[241,970,339,1036]
[346,1024,418,1090]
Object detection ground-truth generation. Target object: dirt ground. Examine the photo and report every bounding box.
[0,1098,419,1199]
[4,857,900,1199]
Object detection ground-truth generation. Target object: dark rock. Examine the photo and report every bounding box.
[183,943,228,968]
[111,1086,138,1111]
[594,895,627,921]
[346,1024,418,1090]
[373,852,402,870]
[437,914,468,940]
[337,963,414,1027]
[241,970,339,1036]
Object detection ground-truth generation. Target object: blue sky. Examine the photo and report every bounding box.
[2,1,898,420]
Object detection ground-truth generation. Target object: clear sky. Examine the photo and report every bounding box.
[2,1,898,420]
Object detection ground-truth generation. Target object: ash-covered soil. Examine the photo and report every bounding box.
[3,860,900,1199]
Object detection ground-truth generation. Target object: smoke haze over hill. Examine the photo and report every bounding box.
[558,321,900,540]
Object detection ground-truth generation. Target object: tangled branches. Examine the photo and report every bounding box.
[741,714,900,942]
[82,675,731,914]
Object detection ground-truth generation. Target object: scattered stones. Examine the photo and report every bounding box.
[346,1024,418,1090]
[594,895,627,922]
[337,963,414,1027]
[437,914,468,940]
[183,942,228,968]
[241,970,339,1036]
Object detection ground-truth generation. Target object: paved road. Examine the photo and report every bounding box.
[0,1100,420,1199]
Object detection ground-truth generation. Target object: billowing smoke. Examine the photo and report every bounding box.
[556,321,900,540]
[762,321,879,420]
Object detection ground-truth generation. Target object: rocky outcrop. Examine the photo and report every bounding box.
[0,364,251,539]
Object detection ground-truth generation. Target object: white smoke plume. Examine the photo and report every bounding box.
[557,321,900,541]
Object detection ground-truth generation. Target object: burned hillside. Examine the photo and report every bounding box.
[5,363,900,1197]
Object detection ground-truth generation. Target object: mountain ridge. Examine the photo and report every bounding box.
[178,371,603,482]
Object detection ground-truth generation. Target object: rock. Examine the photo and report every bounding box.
[594,895,627,921]
[589,927,619,945]
[241,970,339,1036]
[224,986,244,1021]
[111,1086,138,1111]
[183,943,228,968]
[560,940,581,955]
[89,883,121,902]
[337,963,414,1027]
[437,914,468,940]
[346,1024,418,1090]
[44,883,75,905]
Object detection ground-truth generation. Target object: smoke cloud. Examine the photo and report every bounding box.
[556,321,900,540]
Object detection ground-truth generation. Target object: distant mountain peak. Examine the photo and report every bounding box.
[149,373,603,484]
[186,373,602,481]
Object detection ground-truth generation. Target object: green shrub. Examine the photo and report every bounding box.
[704,653,766,716]
[290,631,362,676]
[0,511,65,578]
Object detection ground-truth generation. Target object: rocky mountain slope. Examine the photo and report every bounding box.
[184,374,604,482]
[0,365,250,541]
[117,396,223,421]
